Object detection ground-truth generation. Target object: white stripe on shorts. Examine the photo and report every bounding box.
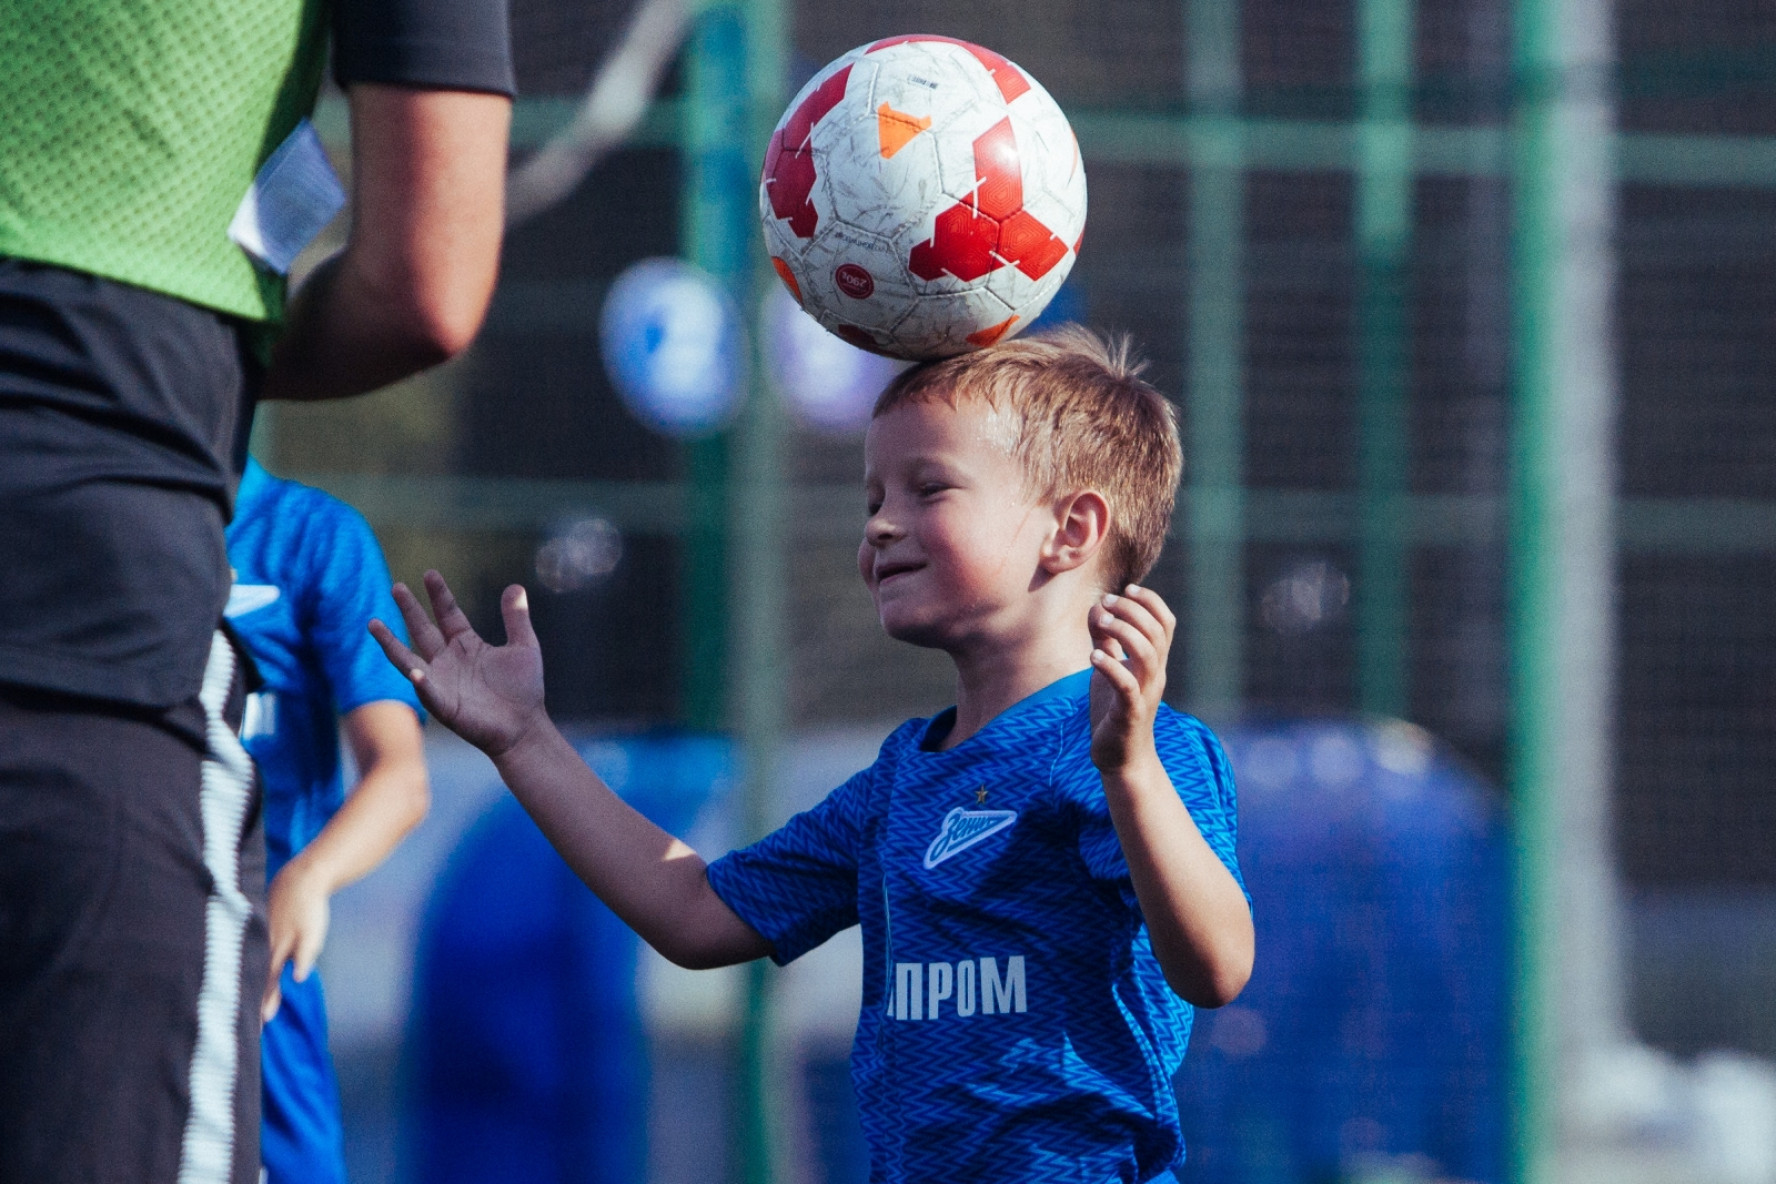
[178,631,257,1184]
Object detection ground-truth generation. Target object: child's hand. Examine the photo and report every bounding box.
[1088,584,1176,774]
[370,570,545,758]
[261,857,330,1022]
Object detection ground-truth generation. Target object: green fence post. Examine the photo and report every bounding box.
[1507,52,1561,1172]
[1510,0,1621,1179]
[1183,0,1246,719]
[735,0,789,1178]
[1356,0,1414,719]
[680,5,746,732]
[683,3,787,1179]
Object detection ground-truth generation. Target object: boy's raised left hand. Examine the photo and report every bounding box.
[370,570,545,757]
[1088,584,1176,774]
[1087,583,1253,1007]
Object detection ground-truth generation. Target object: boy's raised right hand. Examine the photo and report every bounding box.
[374,571,772,973]
[370,570,545,757]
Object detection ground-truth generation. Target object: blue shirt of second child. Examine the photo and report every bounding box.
[706,670,1245,1183]
[224,460,423,1184]
[224,459,421,877]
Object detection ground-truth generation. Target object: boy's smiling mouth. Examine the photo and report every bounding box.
[873,559,924,586]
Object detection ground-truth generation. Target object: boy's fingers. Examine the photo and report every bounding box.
[1123,585,1177,643]
[1102,595,1171,691]
[267,926,294,976]
[263,935,293,1021]
[369,619,428,685]
[262,983,282,1024]
[390,582,445,658]
[1106,592,1167,651]
[1095,608,1160,676]
[500,584,539,649]
[424,570,477,642]
[294,931,322,982]
[1087,607,1118,652]
[1095,624,1128,661]
[1091,647,1139,698]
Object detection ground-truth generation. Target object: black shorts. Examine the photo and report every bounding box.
[0,631,266,1184]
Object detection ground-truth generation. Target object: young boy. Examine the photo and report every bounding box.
[372,325,1254,1182]
[227,458,430,1184]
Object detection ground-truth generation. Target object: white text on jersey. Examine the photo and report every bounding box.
[890,956,1026,1021]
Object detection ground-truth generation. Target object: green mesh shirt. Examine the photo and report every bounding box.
[0,0,330,323]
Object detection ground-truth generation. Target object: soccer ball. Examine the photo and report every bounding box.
[760,36,1086,362]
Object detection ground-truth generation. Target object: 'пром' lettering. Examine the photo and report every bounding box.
[890,955,1024,1020]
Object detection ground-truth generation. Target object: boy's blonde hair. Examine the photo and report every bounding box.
[873,324,1183,590]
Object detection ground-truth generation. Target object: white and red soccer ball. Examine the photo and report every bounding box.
[760,36,1087,362]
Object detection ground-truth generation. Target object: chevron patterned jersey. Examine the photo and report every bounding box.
[707,669,1245,1182]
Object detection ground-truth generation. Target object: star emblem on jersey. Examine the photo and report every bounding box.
[923,806,1018,869]
[975,785,988,805]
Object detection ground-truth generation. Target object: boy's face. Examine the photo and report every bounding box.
[859,396,1057,650]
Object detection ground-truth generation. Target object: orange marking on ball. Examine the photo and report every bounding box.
[771,256,803,304]
[966,315,1018,348]
[876,103,933,159]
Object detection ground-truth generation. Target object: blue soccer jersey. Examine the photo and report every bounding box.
[225,458,421,1184]
[707,670,1245,1183]
[226,459,422,876]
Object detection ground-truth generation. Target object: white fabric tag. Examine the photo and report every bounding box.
[228,119,346,275]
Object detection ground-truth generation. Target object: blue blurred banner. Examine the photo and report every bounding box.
[1177,719,1510,1184]
[402,733,732,1184]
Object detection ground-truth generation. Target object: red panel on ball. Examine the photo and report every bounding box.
[909,116,1067,285]
[763,65,853,238]
[970,118,1023,220]
[998,210,1069,280]
[909,204,1001,282]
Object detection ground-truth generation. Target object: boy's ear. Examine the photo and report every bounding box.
[1041,489,1111,575]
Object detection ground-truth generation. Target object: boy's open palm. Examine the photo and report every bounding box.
[1089,585,1177,773]
[370,571,545,757]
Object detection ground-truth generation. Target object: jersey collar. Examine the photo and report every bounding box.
[918,668,1092,752]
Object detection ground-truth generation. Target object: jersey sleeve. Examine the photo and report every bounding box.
[1054,706,1246,898]
[334,0,516,97]
[298,493,424,722]
[706,766,873,966]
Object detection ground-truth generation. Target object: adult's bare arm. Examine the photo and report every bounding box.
[261,85,512,402]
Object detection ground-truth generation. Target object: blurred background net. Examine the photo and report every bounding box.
[258,0,1776,1179]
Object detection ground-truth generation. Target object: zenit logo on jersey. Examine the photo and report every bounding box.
[922,806,1017,868]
